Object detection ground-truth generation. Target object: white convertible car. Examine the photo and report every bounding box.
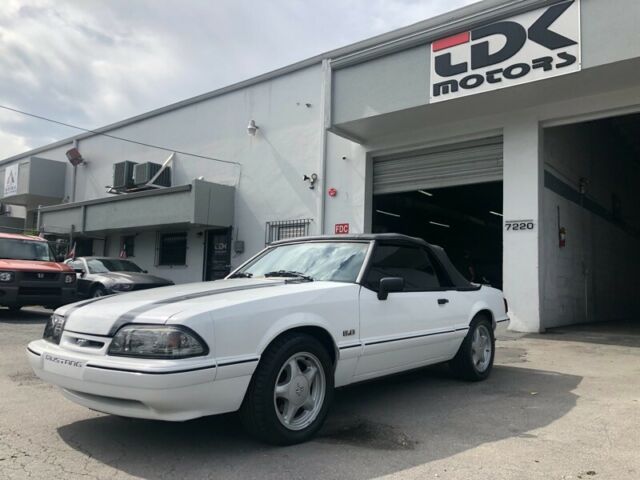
[27,234,508,444]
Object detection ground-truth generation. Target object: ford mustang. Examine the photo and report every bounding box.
[27,234,508,444]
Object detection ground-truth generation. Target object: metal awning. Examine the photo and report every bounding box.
[38,179,234,235]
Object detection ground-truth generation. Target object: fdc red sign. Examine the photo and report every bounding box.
[429,0,581,102]
[334,223,350,234]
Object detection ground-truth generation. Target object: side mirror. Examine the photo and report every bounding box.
[377,277,404,300]
[73,268,85,276]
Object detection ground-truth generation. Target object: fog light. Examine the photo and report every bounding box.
[0,272,15,282]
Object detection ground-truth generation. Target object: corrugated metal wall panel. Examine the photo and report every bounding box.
[373,136,503,194]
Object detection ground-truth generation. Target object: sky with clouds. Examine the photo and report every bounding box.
[0,0,477,159]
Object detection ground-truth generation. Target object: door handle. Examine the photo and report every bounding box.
[437,298,449,305]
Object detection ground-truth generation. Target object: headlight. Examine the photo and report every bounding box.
[64,273,76,284]
[43,314,66,344]
[108,325,208,359]
[111,283,133,291]
[0,271,15,282]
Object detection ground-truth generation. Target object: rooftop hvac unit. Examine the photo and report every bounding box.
[113,161,138,190]
[133,162,171,187]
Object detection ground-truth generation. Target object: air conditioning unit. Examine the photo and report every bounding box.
[113,161,138,190]
[133,162,171,187]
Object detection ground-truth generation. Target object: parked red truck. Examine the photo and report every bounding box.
[0,233,76,311]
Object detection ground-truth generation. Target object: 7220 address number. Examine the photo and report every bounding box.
[504,220,535,231]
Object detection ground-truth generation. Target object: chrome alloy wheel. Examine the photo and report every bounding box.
[471,324,492,372]
[273,352,326,431]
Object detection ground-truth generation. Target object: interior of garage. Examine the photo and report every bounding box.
[542,113,640,329]
[372,181,503,289]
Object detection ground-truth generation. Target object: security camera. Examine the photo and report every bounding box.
[303,173,318,189]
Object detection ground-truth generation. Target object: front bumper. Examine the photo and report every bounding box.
[27,339,256,421]
[0,285,76,307]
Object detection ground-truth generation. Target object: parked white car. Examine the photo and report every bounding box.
[27,234,508,444]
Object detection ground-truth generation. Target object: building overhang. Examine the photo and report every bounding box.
[39,179,234,236]
[330,58,640,145]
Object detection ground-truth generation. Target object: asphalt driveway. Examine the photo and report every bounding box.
[1,308,638,479]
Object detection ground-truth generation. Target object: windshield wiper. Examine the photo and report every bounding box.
[263,270,314,281]
[228,272,253,278]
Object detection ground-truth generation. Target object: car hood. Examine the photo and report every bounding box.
[0,259,71,272]
[90,271,173,285]
[59,277,303,335]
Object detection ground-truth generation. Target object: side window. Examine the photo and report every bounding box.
[364,244,441,292]
[67,260,84,271]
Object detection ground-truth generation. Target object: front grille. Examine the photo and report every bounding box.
[22,272,60,281]
[18,287,62,296]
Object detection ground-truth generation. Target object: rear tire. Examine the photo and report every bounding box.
[449,315,495,381]
[240,332,334,445]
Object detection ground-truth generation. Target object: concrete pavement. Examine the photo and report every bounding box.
[0,308,638,479]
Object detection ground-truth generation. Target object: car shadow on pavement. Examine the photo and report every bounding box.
[57,364,581,480]
[0,307,50,325]
[528,320,640,348]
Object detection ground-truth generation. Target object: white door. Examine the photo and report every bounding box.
[355,243,462,380]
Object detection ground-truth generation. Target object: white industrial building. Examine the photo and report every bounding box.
[0,0,638,333]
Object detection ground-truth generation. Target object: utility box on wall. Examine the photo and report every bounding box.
[0,156,67,208]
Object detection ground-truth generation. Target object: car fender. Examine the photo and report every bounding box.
[256,311,339,358]
[468,299,495,324]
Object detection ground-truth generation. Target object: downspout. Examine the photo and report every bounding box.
[318,59,332,234]
[71,138,79,202]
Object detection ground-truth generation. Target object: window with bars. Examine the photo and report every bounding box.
[157,232,187,266]
[265,219,312,245]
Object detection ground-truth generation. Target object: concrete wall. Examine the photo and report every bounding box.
[2,64,326,279]
[104,228,206,285]
[331,0,640,126]
[332,46,429,125]
[542,122,640,327]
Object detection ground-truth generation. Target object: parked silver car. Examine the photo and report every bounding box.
[65,257,174,298]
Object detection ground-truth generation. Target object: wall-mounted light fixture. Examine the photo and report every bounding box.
[247,120,259,136]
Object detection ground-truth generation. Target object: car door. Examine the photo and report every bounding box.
[354,243,461,379]
[68,259,90,297]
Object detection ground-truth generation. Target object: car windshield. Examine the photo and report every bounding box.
[0,238,55,262]
[87,259,143,274]
[234,242,369,283]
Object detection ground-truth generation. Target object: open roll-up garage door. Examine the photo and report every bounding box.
[373,136,503,195]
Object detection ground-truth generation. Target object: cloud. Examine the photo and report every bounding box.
[0,0,477,159]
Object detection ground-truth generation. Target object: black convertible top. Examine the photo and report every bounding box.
[272,234,474,289]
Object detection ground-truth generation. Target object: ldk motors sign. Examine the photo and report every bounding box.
[429,0,580,102]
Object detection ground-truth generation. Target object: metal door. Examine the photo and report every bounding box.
[204,229,232,281]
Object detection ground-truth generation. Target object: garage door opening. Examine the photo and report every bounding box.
[543,112,640,329]
[373,181,503,289]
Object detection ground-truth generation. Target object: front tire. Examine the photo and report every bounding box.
[240,333,334,445]
[91,285,107,298]
[450,315,495,381]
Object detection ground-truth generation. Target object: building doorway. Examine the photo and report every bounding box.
[373,181,503,289]
[542,112,640,328]
[204,228,232,281]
